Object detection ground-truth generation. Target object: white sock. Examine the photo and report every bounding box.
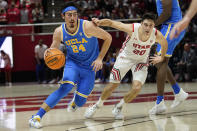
[117,99,125,108]
[96,97,104,107]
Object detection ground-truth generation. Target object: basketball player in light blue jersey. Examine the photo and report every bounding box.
[29,1,112,128]
[149,0,188,115]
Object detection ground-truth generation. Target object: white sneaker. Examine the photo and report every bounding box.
[49,79,56,84]
[67,100,78,112]
[171,88,189,109]
[149,100,167,115]
[112,105,124,120]
[29,115,42,128]
[84,104,99,118]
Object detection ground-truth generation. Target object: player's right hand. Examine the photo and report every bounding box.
[149,55,164,65]
[91,58,103,72]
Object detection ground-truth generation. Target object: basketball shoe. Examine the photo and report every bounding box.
[67,99,78,112]
[171,88,189,108]
[112,105,124,120]
[84,104,99,118]
[29,115,42,128]
[149,100,167,115]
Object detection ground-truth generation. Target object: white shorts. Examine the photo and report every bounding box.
[110,55,148,84]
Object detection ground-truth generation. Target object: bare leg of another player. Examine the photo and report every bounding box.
[111,80,142,119]
[166,62,188,108]
[85,61,147,119]
[149,57,188,115]
[84,80,143,119]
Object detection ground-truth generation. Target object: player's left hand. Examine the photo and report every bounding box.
[149,55,164,65]
[92,18,101,26]
[170,17,190,39]
[91,58,103,72]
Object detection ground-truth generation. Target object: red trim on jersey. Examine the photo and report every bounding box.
[113,68,120,81]
[134,63,149,72]
[111,70,117,81]
[111,68,120,81]
[120,35,131,53]
[155,29,157,36]
[134,64,140,72]
[132,24,134,32]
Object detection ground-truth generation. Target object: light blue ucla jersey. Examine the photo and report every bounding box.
[61,19,99,68]
[156,0,182,24]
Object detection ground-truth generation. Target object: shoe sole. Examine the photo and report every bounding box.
[29,121,41,129]
[149,106,167,115]
[84,106,98,118]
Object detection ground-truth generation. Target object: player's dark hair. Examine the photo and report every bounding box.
[0,50,5,55]
[61,1,79,15]
[141,13,156,23]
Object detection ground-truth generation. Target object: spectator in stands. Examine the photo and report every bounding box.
[7,0,20,8]
[97,0,106,9]
[102,50,116,82]
[20,1,30,24]
[7,1,20,24]
[0,8,7,24]
[105,0,114,13]
[187,44,197,81]
[0,0,8,9]
[111,9,119,19]
[118,8,125,19]
[20,0,31,9]
[42,0,48,16]
[176,43,196,81]
[0,50,12,86]
[35,39,48,84]
[77,0,88,13]
[32,2,44,32]
[99,8,110,19]
[87,0,97,10]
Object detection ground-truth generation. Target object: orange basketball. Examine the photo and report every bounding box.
[44,48,65,70]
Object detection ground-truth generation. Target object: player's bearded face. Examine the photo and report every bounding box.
[65,11,78,28]
[141,20,154,35]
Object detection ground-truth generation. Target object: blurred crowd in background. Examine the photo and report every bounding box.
[0,0,197,84]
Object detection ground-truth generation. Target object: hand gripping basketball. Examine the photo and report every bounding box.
[44,48,65,70]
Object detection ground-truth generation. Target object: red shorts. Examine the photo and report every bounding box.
[4,65,11,72]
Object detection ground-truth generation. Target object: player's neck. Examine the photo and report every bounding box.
[66,26,78,34]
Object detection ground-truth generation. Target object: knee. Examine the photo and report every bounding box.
[74,95,87,107]
[155,58,168,69]
[132,82,142,93]
[132,86,141,94]
[59,83,74,93]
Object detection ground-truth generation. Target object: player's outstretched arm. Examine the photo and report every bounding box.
[150,31,168,65]
[92,18,133,36]
[170,0,197,39]
[50,26,62,49]
[85,21,112,71]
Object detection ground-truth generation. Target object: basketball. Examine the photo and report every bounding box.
[44,48,65,70]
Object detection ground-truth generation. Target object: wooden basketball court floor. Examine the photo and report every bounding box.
[0,82,197,131]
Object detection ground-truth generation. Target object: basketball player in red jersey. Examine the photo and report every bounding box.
[85,13,168,119]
